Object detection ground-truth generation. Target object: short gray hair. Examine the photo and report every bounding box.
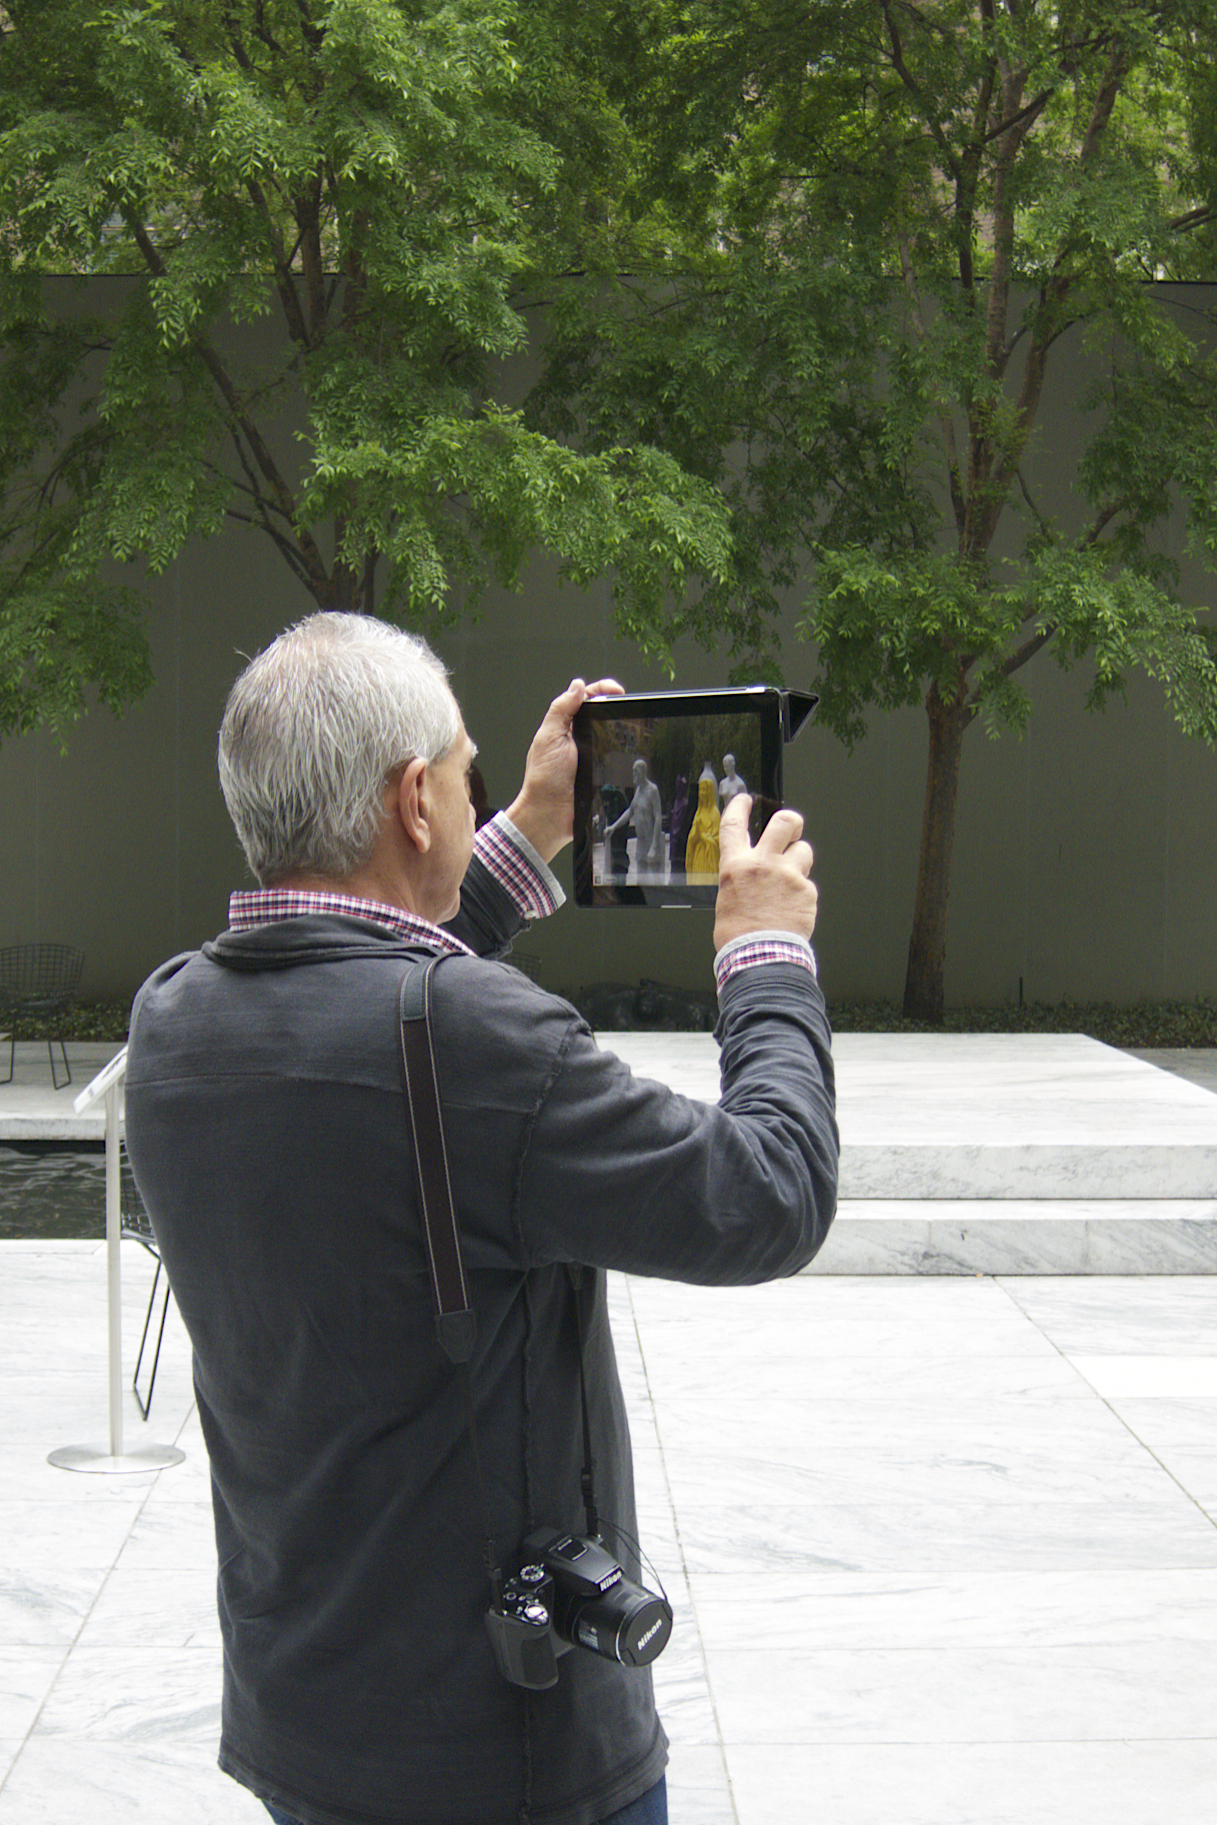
[218,612,462,885]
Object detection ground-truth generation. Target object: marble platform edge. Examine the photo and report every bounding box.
[7,1197,1216,1274]
[5,1123,1217,1209]
[837,1142,1217,1202]
[807,1200,1217,1276]
[0,1115,106,1141]
[0,1042,116,1141]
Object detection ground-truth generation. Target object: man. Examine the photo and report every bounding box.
[604,757,665,877]
[719,753,747,806]
[124,612,837,1825]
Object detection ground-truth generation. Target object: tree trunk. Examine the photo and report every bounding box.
[902,684,974,1022]
[317,560,364,614]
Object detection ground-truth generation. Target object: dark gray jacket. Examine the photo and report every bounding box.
[125,872,837,1825]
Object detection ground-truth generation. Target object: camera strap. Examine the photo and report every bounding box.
[566,1264,600,1539]
[397,956,604,1571]
[397,956,476,1366]
[398,955,499,1595]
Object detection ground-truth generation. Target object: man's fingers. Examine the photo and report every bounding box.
[547,679,585,724]
[714,796,818,947]
[754,805,806,854]
[717,794,753,863]
[548,676,625,728]
[783,839,815,880]
[719,799,808,864]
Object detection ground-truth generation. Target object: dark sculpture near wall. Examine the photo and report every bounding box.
[573,979,719,1032]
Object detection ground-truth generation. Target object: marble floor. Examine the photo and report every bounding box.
[2,1035,1216,1822]
[2,1252,1216,1823]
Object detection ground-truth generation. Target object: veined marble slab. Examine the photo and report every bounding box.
[708,1639,1217,1745]
[810,1198,1217,1275]
[601,1032,1217,1200]
[4,1251,1217,1825]
[0,1043,119,1139]
[7,1035,1217,1270]
[726,1740,1217,1825]
[7,1033,1217,1200]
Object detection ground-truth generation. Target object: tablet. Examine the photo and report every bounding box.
[572,686,816,908]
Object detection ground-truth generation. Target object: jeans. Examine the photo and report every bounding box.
[603,1778,667,1825]
[263,1774,667,1825]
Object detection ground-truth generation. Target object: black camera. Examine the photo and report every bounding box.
[485,1530,673,1690]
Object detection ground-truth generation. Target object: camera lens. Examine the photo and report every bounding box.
[561,1584,673,1667]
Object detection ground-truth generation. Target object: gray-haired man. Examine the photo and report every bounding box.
[125,611,837,1825]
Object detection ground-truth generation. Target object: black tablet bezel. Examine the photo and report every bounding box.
[571,686,787,909]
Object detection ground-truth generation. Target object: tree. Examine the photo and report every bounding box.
[532,0,1217,1019]
[0,0,734,743]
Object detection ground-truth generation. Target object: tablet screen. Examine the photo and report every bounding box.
[572,688,786,908]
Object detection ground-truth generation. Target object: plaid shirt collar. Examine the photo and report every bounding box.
[226,815,561,953]
[226,887,473,956]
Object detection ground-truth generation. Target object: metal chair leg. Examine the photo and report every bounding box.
[132,1259,172,1421]
[49,1036,71,1091]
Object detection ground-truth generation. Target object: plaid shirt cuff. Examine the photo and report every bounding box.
[475,813,565,921]
[714,932,818,991]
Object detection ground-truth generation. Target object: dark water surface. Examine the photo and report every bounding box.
[0,1144,107,1239]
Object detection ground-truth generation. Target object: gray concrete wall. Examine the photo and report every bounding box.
[2,287,1216,1011]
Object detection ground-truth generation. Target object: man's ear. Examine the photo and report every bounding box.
[393,757,431,855]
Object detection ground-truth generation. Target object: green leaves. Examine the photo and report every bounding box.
[0,0,743,741]
[546,0,1217,741]
[531,1,1217,1016]
[0,586,152,744]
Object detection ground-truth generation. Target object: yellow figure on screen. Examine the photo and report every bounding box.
[685,775,721,878]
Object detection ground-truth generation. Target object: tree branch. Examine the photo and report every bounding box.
[898,233,966,533]
[984,42,1132,524]
[1078,42,1131,167]
[222,506,314,586]
[1084,499,1125,546]
[221,8,254,73]
[1168,204,1217,235]
[955,2,997,293]
[980,86,1055,148]
[297,170,328,342]
[290,0,326,56]
[998,623,1057,679]
[216,433,314,592]
[245,176,313,351]
[252,1,286,56]
[125,215,331,594]
[880,0,962,186]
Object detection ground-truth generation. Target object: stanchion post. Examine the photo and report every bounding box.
[47,1048,185,1475]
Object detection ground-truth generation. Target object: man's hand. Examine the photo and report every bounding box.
[713,796,819,951]
[505,678,624,864]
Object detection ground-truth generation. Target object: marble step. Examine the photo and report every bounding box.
[4,1036,1216,1275]
[811,1198,1217,1276]
[606,1031,1217,1201]
[610,1031,1217,1269]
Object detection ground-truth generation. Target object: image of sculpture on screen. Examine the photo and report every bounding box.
[585,713,763,891]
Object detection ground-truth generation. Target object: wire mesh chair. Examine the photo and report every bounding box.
[119,1152,172,1420]
[0,944,86,1090]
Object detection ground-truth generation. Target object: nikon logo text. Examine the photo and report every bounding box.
[635,1617,663,1652]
